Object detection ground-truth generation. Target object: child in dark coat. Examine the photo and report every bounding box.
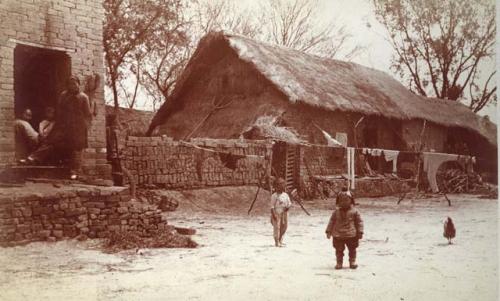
[326,189,364,269]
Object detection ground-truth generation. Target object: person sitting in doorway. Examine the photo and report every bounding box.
[38,106,55,142]
[20,76,92,180]
[14,108,39,160]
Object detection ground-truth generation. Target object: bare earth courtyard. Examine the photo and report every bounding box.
[0,187,497,301]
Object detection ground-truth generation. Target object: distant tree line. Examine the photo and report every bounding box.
[103,0,495,114]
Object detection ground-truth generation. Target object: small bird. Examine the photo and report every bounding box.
[443,217,456,244]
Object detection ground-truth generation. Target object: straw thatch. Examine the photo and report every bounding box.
[106,105,155,136]
[241,116,307,145]
[150,32,496,146]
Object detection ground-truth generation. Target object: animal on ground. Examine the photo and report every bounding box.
[443,217,456,244]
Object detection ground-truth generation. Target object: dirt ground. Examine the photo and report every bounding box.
[0,186,498,301]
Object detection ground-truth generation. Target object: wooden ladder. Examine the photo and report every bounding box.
[285,145,296,192]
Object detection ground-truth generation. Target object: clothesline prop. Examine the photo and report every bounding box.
[179,138,476,195]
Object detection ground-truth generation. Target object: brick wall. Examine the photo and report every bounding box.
[0,185,170,246]
[122,137,272,189]
[0,0,110,178]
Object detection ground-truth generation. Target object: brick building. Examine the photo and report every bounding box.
[0,0,110,178]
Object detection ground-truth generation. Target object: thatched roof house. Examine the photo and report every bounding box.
[148,32,496,178]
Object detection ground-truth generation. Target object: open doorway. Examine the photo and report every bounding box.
[14,44,71,161]
[14,44,71,133]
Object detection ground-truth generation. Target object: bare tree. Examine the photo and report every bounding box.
[193,0,262,38]
[135,4,191,111]
[260,0,363,59]
[103,0,186,110]
[373,0,496,112]
[140,39,191,111]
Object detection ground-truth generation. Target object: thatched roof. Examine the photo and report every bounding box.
[106,105,155,136]
[241,116,307,145]
[151,32,496,146]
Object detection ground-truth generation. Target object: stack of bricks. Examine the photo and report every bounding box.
[0,185,170,246]
[122,137,272,189]
[0,0,110,178]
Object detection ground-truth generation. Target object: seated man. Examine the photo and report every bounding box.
[14,108,39,160]
[39,106,55,141]
[21,75,92,180]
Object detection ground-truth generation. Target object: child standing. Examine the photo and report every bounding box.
[270,178,292,247]
[326,189,364,269]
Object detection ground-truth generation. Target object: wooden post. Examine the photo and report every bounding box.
[415,120,427,193]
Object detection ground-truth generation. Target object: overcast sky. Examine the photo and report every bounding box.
[114,0,496,122]
[233,0,497,122]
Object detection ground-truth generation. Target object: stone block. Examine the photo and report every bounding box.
[32,206,53,216]
[38,230,51,238]
[52,230,63,238]
[117,207,128,214]
[107,225,120,232]
[88,208,100,215]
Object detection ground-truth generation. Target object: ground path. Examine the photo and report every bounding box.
[0,186,497,300]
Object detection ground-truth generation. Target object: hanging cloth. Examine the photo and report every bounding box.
[422,152,459,193]
[371,148,383,156]
[321,130,343,147]
[347,147,356,190]
[457,155,475,174]
[384,150,400,173]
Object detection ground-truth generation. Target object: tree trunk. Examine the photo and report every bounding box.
[111,76,119,113]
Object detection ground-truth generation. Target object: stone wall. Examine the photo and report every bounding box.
[0,184,169,246]
[122,137,272,188]
[308,177,411,198]
[0,0,109,178]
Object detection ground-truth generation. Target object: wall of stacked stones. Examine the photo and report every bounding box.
[122,137,272,189]
[0,187,169,246]
[0,0,110,178]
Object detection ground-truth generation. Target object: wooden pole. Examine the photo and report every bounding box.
[415,120,427,194]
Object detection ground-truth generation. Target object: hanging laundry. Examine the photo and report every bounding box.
[422,152,459,193]
[362,148,371,155]
[457,155,475,174]
[384,150,400,174]
[335,132,348,147]
[347,147,356,189]
[321,130,343,147]
[371,148,383,156]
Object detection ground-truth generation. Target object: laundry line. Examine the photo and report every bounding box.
[179,141,266,159]
[269,136,477,159]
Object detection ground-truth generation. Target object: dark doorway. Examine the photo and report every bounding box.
[14,44,71,131]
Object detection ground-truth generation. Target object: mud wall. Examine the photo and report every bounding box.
[0,186,169,246]
[122,137,272,188]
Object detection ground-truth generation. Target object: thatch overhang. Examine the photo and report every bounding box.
[149,31,496,147]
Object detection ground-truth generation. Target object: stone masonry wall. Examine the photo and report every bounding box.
[0,185,169,246]
[0,0,110,178]
[122,137,272,188]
